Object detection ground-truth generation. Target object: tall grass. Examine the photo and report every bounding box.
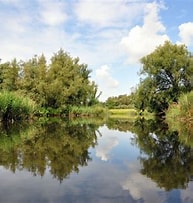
[0,91,36,122]
[68,105,108,118]
[166,91,193,122]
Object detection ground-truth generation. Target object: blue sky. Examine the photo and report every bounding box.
[0,0,193,101]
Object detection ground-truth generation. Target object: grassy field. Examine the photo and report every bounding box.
[109,109,138,119]
[109,108,154,119]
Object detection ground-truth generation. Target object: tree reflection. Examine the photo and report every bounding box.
[106,117,133,132]
[0,119,101,182]
[131,118,193,191]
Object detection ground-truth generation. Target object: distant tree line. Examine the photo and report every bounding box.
[105,94,134,109]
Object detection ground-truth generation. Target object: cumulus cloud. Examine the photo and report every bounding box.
[178,22,193,46]
[37,0,68,26]
[96,65,119,88]
[120,1,169,64]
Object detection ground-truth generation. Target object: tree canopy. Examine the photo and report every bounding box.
[0,49,100,110]
[105,94,134,109]
[134,41,193,113]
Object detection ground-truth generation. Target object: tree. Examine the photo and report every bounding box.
[135,41,193,113]
[105,94,134,109]
[0,59,20,91]
[45,49,98,108]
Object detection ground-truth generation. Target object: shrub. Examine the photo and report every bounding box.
[166,91,193,121]
[0,91,36,122]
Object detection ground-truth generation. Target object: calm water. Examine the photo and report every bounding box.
[0,118,193,203]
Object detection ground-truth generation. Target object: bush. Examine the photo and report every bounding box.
[166,91,193,121]
[0,91,36,122]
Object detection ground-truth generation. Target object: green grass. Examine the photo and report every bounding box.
[109,108,154,119]
[68,105,108,118]
[109,109,137,118]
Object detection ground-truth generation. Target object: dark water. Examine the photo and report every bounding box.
[0,118,193,203]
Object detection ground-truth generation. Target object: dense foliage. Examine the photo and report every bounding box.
[0,91,35,121]
[134,41,193,114]
[0,49,101,120]
[105,94,134,109]
[166,90,193,121]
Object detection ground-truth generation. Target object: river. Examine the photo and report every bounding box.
[0,118,192,203]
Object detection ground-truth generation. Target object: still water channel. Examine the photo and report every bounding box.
[0,118,193,203]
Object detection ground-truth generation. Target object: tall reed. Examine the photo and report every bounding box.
[0,91,36,122]
[166,91,193,121]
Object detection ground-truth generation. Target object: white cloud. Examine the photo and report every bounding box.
[178,22,193,46]
[37,0,68,26]
[96,65,119,88]
[120,1,169,64]
[74,0,146,27]
[0,0,21,4]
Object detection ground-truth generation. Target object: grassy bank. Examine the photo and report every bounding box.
[109,109,137,119]
[109,108,154,119]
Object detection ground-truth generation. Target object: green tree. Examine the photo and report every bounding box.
[18,56,39,98]
[0,59,20,91]
[135,41,193,113]
[45,49,98,108]
[105,94,134,109]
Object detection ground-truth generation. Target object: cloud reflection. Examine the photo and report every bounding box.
[95,134,119,161]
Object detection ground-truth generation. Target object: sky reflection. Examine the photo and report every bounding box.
[0,125,193,203]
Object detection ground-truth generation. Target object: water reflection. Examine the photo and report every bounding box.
[130,118,193,191]
[0,118,193,202]
[0,119,102,182]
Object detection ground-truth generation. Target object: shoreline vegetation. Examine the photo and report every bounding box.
[108,108,155,119]
[166,91,193,123]
[1,41,193,125]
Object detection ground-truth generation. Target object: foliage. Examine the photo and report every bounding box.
[0,49,101,119]
[166,90,193,121]
[134,41,193,114]
[109,108,138,119]
[68,105,108,118]
[0,91,36,121]
[105,94,134,109]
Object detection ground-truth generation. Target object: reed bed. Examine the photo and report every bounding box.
[166,91,193,122]
[0,91,36,122]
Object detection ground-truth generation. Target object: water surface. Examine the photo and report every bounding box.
[0,119,193,203]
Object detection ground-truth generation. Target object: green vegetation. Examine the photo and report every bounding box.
[105,94,134,109]
[133,41,193,114]
[0,49,101,121]
[1,41,193,122]
[109,108,154,119]
[0,91,36,121]
[0,119,102,181]
[166,91,193,122]
[109,108,137,119]
[68,105,108,118]
[130,118,193,190]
